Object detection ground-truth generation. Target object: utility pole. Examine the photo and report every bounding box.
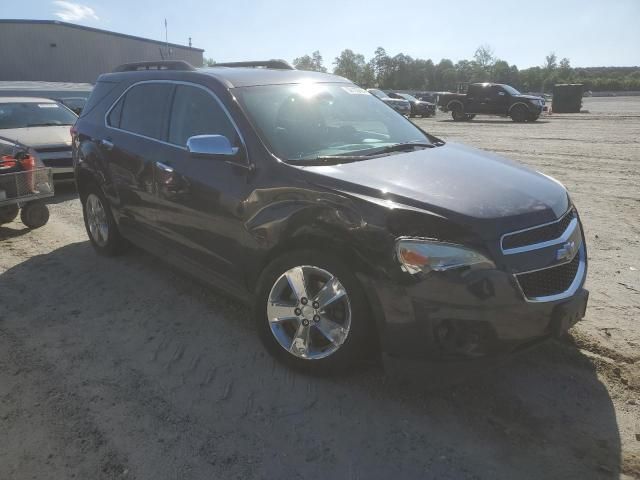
[164,19,168,50]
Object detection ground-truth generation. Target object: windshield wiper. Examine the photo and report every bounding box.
[287,155,372,166]
[371,142,435,155]
[287,142,438,166]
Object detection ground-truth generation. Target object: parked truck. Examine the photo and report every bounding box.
[438,83,545,122]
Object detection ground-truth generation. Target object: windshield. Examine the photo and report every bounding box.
[235,83,431,161]
[501,85,521,96]
[399,93,417,101]
[0,102,78,129]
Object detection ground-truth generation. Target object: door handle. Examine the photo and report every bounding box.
[155,161,174,173]
[100,139,114,150]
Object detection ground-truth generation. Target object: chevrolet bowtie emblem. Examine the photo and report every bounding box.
[556,240,577,262]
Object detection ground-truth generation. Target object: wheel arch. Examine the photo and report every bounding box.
[248,230,376,294]
[446,100,464,111]
[75,166,104,201]
[508,101,531,114]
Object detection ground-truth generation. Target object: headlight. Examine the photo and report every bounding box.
[395,238,495,275]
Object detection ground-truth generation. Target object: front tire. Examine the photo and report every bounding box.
[510,105,529,123]
[81,184,127,256]
[254,250,373,374]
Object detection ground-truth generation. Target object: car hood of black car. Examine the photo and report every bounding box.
[301,142,569,233]
[383,98,409,105]
[515,94,543,101]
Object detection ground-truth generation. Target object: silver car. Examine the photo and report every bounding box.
[0,97,77,181]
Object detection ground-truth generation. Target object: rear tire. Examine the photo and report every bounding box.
[529,114,540,122]
[254,249,373,375]
[20,201,49,229]
[0,204,19,225]
[81,183,127,256]
[451,104,466,121]
[510,105,529,123]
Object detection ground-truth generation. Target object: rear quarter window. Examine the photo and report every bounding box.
[79,80,118,118]
[115,83,174,140]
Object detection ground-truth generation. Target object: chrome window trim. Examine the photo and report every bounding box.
[514,244,586,303]
[103,79,249,162]
[501,208,576,254]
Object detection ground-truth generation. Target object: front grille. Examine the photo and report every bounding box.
[502,209,575,250]
[516,253,581,299]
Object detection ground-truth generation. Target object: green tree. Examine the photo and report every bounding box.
[492,60,512,84]
[474,45,495,70]
[434,59,456,90]
[292,51,327,72]
[333,49,367,85]
[372,47,391,87]
[544,52,558,71]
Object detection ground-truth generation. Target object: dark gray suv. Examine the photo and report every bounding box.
[73,60,588,375]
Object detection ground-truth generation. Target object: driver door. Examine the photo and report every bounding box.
[151,83,250,288]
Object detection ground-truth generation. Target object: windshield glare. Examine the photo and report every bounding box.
[0,102,78,129]
[235,83,430,161]
[368,88,388,99]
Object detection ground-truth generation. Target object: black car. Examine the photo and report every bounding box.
[388,92,436,117]
[366,88,411,116]
[438,83,545,122]
[73,60,588,375]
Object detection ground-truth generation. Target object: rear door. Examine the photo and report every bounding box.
[466,84,490,113]
[102,82,174,236]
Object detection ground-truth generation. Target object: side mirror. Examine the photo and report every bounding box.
[498,91,506,96]
[186,134,238,157]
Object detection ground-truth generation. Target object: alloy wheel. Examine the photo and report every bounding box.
[266,265,352,360]
[86,193,109,247]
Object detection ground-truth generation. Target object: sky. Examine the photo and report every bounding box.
[2,0,640,69]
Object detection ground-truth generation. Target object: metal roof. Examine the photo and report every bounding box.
[0,96,56,103]
[0,19,204,52]
[0,81,94,91]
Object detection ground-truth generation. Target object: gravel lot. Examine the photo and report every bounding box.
[1,97,638,479]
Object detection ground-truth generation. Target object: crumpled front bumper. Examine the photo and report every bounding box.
[358,258,588,369]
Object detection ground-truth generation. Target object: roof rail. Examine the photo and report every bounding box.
[212,59,295,70]
[113,60,196,72]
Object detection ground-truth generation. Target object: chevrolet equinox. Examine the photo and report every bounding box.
[72,60,588,374]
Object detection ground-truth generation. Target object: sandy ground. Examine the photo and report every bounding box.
[0,97,638,479]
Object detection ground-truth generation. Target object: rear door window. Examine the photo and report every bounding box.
[117,83,174,140]
[167,85,238,147]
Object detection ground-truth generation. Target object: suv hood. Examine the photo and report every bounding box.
[302,142,569,234]
[0,126,72,148]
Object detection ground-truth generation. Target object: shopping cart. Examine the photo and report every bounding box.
[0,165,54,229]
